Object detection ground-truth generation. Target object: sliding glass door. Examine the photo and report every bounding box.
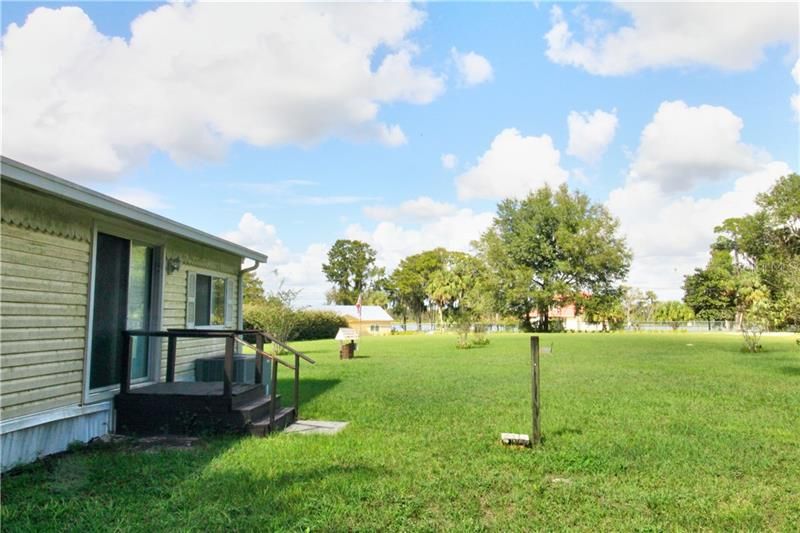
[89,233,157,390]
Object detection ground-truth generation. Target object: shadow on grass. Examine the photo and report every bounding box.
[164,462,385,529]
[550,427,584,438]
[276,378,341,409]
[0,435,242,529]
[1,435,383,530]
[778,366,800,376]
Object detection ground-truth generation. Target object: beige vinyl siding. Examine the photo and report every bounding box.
[159,248,240,381]
[0,221,90,419]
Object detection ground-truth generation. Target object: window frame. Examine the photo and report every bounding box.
[186,270,235,330]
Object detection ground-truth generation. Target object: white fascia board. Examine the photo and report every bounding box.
[0,156,268,263]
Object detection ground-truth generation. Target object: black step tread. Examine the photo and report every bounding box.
[234,394,280,412]
[250,407,295,427]
[231,385,267,408]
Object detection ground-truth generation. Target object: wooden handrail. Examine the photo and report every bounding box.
[130,329,316,365]
[232,337,295,370]
[258,331,316,364]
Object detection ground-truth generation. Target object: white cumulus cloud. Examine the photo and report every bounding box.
[792,58,800,120]
[456,128,568,200]
[222,212,329,306]
[629,101,761,192]
[346,208,495,270]
[606,100,794,299]
[566,108,618,164]
[221,212,289,265]
[441,153,458,169]
[1,3,444,181]
[545,4,798,76]
[451,47,494,86]
[363,196,458,223]
[608,161,792,300]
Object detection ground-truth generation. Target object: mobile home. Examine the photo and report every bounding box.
[0,157,269,471]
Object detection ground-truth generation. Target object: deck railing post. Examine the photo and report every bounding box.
[294,353,300,419]
[224,335,234,406]
[255,332,264,386]
[166,335,177,383]
[270,353,278,429]
[120,332,133,394]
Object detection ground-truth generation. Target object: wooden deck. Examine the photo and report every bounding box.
[115,381,295,436]
[115,329,316,437]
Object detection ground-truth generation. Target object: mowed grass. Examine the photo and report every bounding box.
[3,333,800,531]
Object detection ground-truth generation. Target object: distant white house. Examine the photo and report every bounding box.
[313,305,393,336]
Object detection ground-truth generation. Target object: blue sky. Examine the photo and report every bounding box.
[2,2,798,305]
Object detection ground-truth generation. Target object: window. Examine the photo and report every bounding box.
[187,272,233,327]
[369,324,380,332]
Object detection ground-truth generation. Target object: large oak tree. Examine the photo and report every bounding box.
[477,184,631,331]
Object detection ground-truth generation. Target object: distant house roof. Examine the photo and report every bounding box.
[313,305,394,322]
[0,156,267,263]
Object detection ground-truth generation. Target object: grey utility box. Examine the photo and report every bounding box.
[194,355,271,395]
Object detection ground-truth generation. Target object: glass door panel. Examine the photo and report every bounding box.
[90,234,130,389]
[127,244,153,380]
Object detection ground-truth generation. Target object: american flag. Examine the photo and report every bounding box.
[356,293,362,318]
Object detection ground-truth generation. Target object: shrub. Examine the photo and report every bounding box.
[243,300,297,347]
[293,311,348,341]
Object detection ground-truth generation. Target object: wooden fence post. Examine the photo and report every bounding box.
[530,335,541,445]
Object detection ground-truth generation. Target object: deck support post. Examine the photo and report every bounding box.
[270,354,278,429]
[223,335,234,406]
[120,333,132,394]
[294,353,300,419]
[255,333,264,386]
[166,335,177,383]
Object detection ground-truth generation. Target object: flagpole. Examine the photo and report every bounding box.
[356,293,363,351]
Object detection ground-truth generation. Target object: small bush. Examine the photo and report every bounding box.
[243,301,297,345]
[293,311,348,341]
[471,336,490,346]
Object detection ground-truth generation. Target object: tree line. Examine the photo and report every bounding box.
[320,174,798,346]
[682,173,799,350]
[247,174,797,350]
[321,184,633,343]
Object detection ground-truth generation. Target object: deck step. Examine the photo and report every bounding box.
[234,394,281,423]
[231,385,267,408]
[248,407,296,437]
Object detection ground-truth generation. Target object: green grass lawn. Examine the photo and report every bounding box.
[3,333,799,531]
